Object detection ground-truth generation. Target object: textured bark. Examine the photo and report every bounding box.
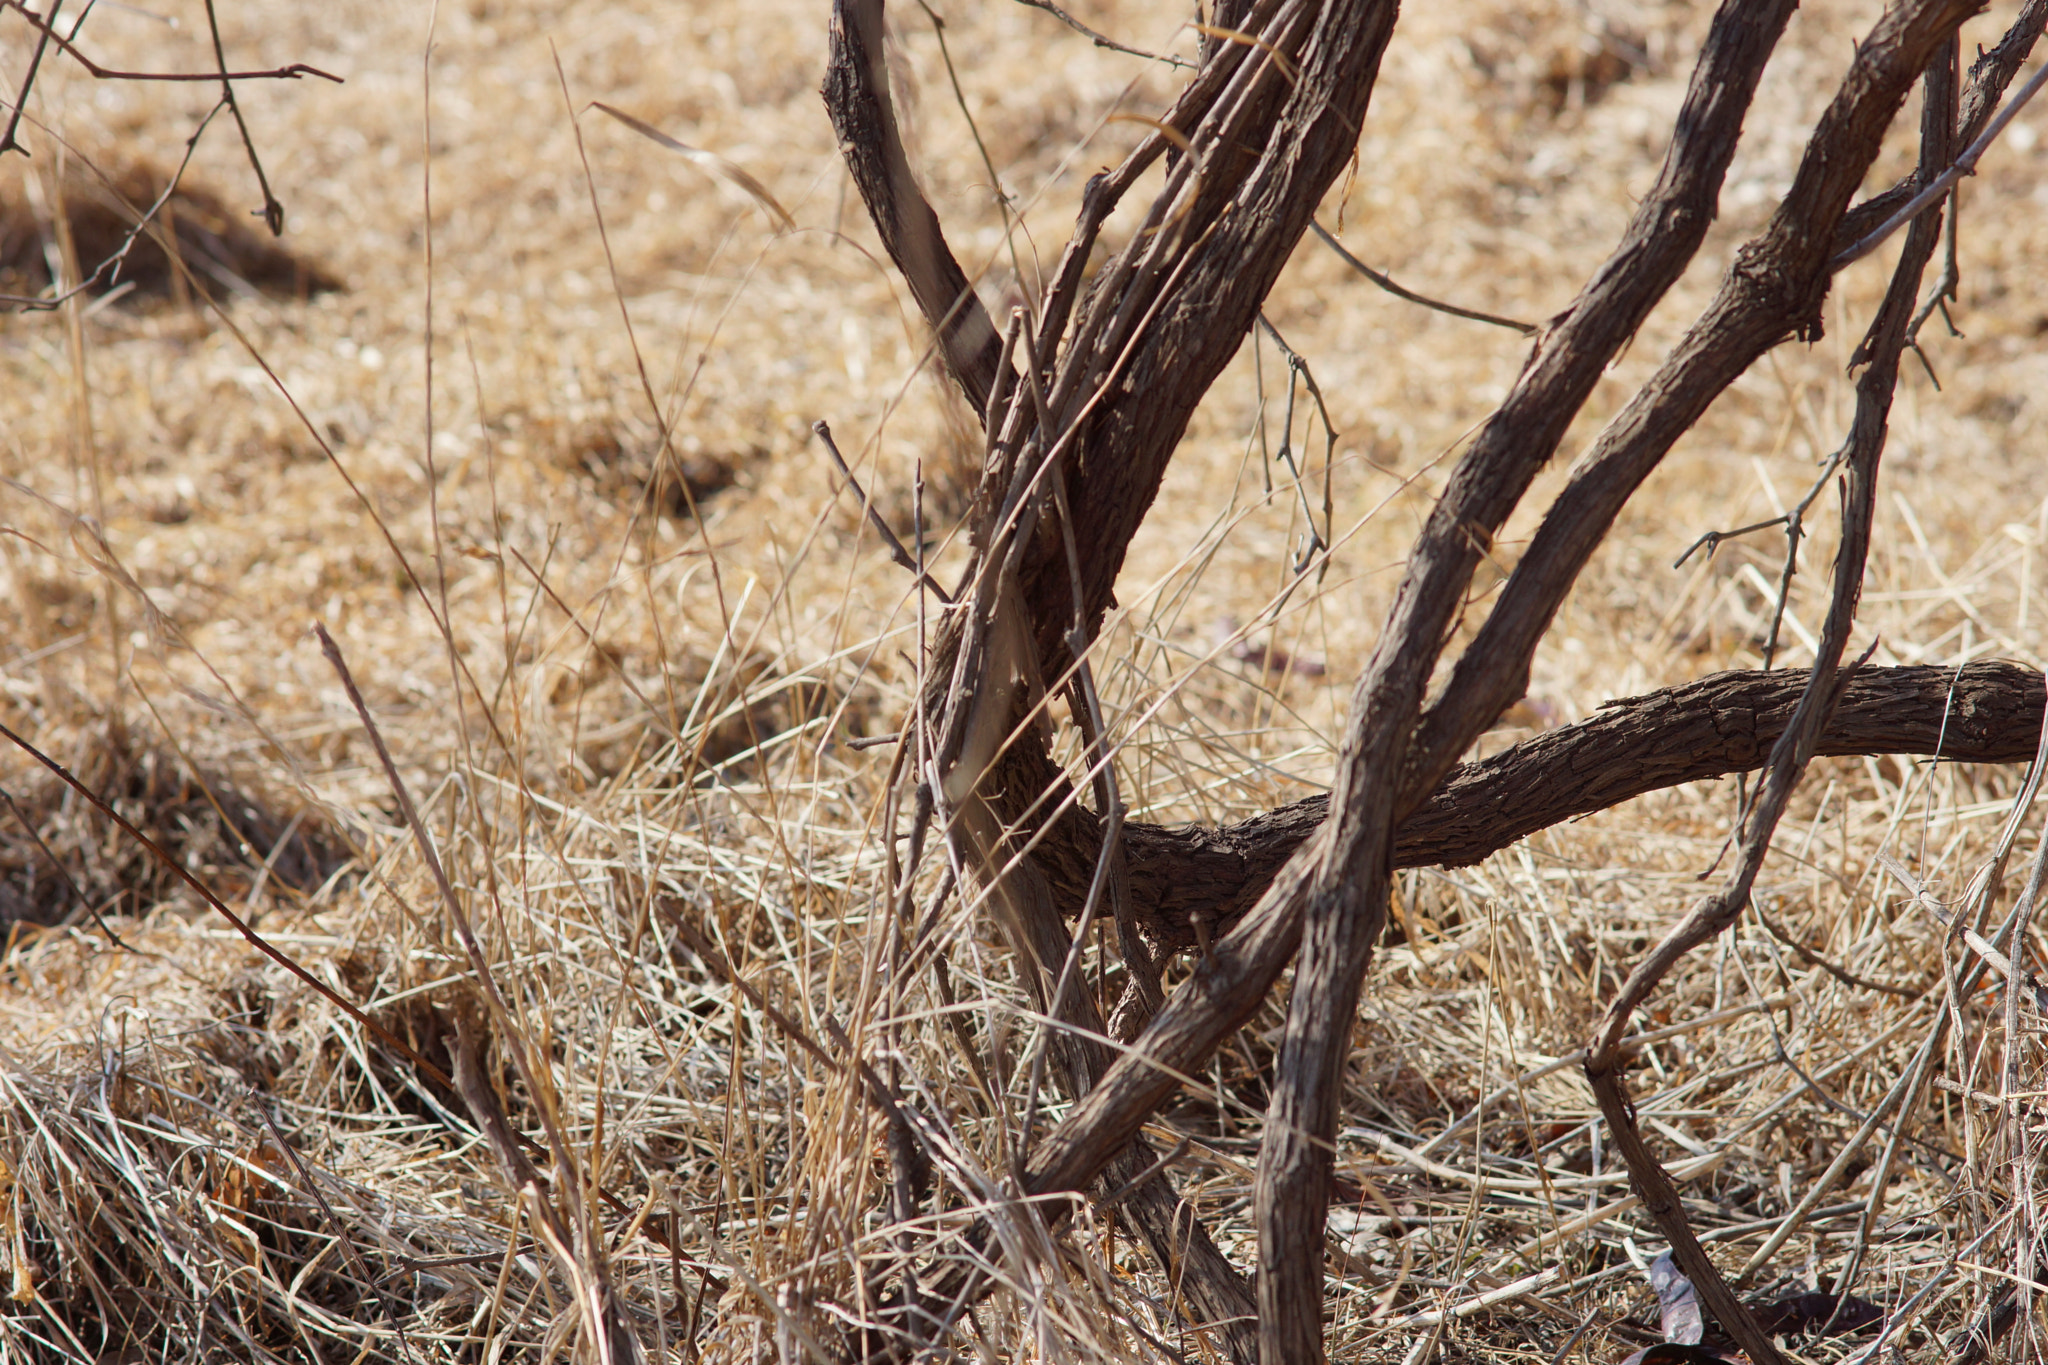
[1832,0,2048,253]
[1405,0,1996,800]
[823,0,1406,1353]
[999,4,1994,1358]
[1010,0,1404,682]
[821,0,2027,1355]
[827,0,1405,1357]
[1065,662,2045,953]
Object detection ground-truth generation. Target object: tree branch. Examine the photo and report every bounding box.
[1087,662,2044,952]
[822,0,2028,1355]
[861,655,2042,1354]
[1830,0,2048,260]
[1584,41,1964,1359]
[823,0,1007,413]
[1015,659,2039,1229]
[1406,0,1992,814]
[1097,663,2039,949]
[1249,0,1844,1344]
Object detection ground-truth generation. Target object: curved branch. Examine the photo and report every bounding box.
[1407,0,1990,811]
[1090,662,2045,953]
[871,657,2040,1355]
[823,0,1006,413]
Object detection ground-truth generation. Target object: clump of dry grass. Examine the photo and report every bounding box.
[0,154,342,308]
[0,718,347,937]
[3,0,2047,1360]
[0,1023,576,1361]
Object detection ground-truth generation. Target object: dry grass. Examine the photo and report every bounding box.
[1,0,2046,1360]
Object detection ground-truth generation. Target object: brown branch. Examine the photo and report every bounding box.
[0,0,336,238]
[962,844,1259,1364]
[1089,662,2045,953]
[1833,36,2048,268]
[1831,0,2046,255]
[813,420,955,604]
[826,0,2027,1355]
[864,658,2043,1354]
[1406,0,1990,813]
[1011,0,1190,67]
[833,0,1405,1354]
[1,101,234,312]
[1584,37,1961,1358]
[1011,659,2035,1260]
[1310,221,1536,335]
[1251,0,1845,1343]
[0,0,60,156]
[202,0,283,234]
[823,0,1006,413]
[1017,0,1398,679]
[922,0,1974,1342]
[0,1,343,83]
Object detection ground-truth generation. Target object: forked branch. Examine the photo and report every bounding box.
[822,0,2016,1358]
[824,0,1007,413]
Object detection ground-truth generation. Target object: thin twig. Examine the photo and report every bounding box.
[1,0,341,84]
[1832,57,2048,269]
[0,100,230,311]
[1254,314,1336,576]
[0,0,62,155]
[201,0,287,234]
[1583,22,1966,1346]
[814,421,955,603]
[1010,0,1190,67]
[1752,899,1922,998]
[1311,222,1536,334]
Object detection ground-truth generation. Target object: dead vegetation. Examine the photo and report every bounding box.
[2,0,2047,1362]
[0,717,347,934]
[0,154,342,308]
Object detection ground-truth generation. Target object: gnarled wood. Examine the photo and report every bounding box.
[822,0,2028,1355]
[1405,0,2000,803]
[1004,0,1993,1347]
[1068,662,2046,954]
[829,0,1405,1357]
